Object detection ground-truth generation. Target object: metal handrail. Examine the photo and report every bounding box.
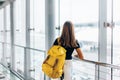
[0,41,45,52]
[0,41,120,70]
[73,57,120,70]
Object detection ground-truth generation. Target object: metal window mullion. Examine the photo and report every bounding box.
[98,0,107,80]
[24,47,31,80]
[110,0,114,80]
[24,0,31,80]
[95,64,99,80]
[45,0,55,80]
[10,1,15,69]
[3,7,7,66]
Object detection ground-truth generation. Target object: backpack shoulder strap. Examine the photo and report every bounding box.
[57,37,60,45]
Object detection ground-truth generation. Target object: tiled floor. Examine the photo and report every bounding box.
[0,72,5,79]
[0,64,21,80]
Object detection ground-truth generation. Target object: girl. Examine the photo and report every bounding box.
[53,21,84,80]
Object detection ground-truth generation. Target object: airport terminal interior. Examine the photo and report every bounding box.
[0,0,120,80]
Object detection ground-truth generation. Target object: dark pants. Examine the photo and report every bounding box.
[60,73,64,80]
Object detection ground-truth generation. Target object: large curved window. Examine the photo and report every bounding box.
[60,0,99,61]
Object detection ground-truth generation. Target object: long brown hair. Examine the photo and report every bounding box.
[60,21,77,47]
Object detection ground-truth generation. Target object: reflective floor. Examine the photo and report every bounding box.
[0,64,21,80]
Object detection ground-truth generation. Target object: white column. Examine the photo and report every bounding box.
[24,0,31,79]
[98,0,107,80]
[10,1,15,69]
[45,0,55,50]
[45,0,56,80]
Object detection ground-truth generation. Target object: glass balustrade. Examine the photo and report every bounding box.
[72,57,120,80]
[72,59,95,80]
[30,48,45,80]
[14,46,25,75]
[0,42,120,80]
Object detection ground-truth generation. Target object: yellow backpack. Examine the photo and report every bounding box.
[42,41,66,78]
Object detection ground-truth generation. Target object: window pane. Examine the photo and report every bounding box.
[30,0,45,50]
[60,0,99,61]
[14,0,26,75]
[14,0,26,46]
[5,5,11,43]
[113,0,120,65]
[113,0,120,80]
[0,9,4,42]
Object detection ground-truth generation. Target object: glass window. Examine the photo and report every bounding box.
[106,0,120,64]
[30,0,45,79]
[0,9,4,42]
[5,5,11,43]
[113,0,120,65]
[60,0,99,61]
[14,0,26,75]
[30,0,45,50]
[14,0,26,46]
